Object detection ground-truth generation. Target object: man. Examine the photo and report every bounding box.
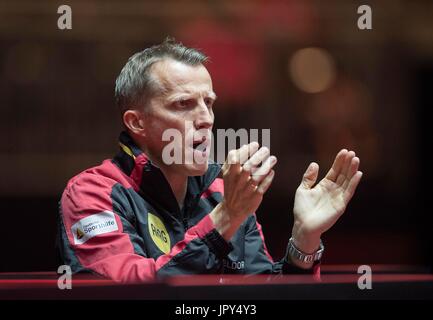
[57,39,362,283]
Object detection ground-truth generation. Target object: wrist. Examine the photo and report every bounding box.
[209,202,244,241]
[285,237,324,269]
[291,222,322,254]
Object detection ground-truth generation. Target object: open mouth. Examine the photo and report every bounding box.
[192,141,207,151]
[192,137,209,153]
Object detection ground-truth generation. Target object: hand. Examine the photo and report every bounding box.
[291,149,363,255]
[210,142,277,240]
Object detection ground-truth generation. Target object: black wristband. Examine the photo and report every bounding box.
[203,229,233,259]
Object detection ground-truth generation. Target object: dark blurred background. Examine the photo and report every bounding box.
[0,0,431,272]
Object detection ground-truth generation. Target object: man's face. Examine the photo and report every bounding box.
[142,58,216,176]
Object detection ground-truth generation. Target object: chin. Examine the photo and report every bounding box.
[183,162,209,176]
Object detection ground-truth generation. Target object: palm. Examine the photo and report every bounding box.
[293,150,363,236]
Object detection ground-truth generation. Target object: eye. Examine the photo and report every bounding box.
[204,98,214,107]
[174,99,193,108]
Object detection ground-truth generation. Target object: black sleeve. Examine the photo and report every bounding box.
[243,214,321,276]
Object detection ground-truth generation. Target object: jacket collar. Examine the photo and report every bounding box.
[112,131,221,215]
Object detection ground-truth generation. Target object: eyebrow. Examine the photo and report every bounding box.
[167,91,218,101]
[208,91,218,100]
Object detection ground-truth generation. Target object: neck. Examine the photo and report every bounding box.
[138,141,187,209]
[159,168,188,210]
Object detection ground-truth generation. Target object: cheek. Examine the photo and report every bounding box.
[149,113,182,134]
[149,117,188,149]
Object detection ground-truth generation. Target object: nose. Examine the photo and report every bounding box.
[194,100,214,130]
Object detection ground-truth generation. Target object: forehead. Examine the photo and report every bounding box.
[150,59,213,97]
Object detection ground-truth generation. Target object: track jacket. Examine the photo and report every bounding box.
[57,131,320,283]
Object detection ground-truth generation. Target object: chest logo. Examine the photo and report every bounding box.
[148,212,171,254]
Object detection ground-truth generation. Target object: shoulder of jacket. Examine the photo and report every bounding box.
[63,160,119,197]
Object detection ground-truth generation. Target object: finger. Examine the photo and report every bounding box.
[243,146,270,171]
[300,162,319,189]
[324,149,348,182]
[342,157,360,189]
[343,171,363,204]
[222,149,241,174]
[224,143,259,175]
[251,156,277,183]
[257,169,275,195]
[336,151,356,186]
[239,142,260,165]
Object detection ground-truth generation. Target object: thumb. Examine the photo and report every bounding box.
[300,162,319,189]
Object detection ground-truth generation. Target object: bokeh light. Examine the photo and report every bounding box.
[289,47,336,93]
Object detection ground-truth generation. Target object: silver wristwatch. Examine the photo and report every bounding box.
[286,237,324,263]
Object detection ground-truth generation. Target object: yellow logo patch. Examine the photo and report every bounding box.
[148,212,171,254]
[76,228,84,240]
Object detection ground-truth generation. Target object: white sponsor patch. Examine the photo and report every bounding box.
[71,211,118,245]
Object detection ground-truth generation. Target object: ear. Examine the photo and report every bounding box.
[123,109,146,137]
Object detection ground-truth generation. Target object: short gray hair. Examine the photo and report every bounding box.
[115,38,208,113]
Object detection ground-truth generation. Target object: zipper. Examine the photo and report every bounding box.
[182,218,189,231]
